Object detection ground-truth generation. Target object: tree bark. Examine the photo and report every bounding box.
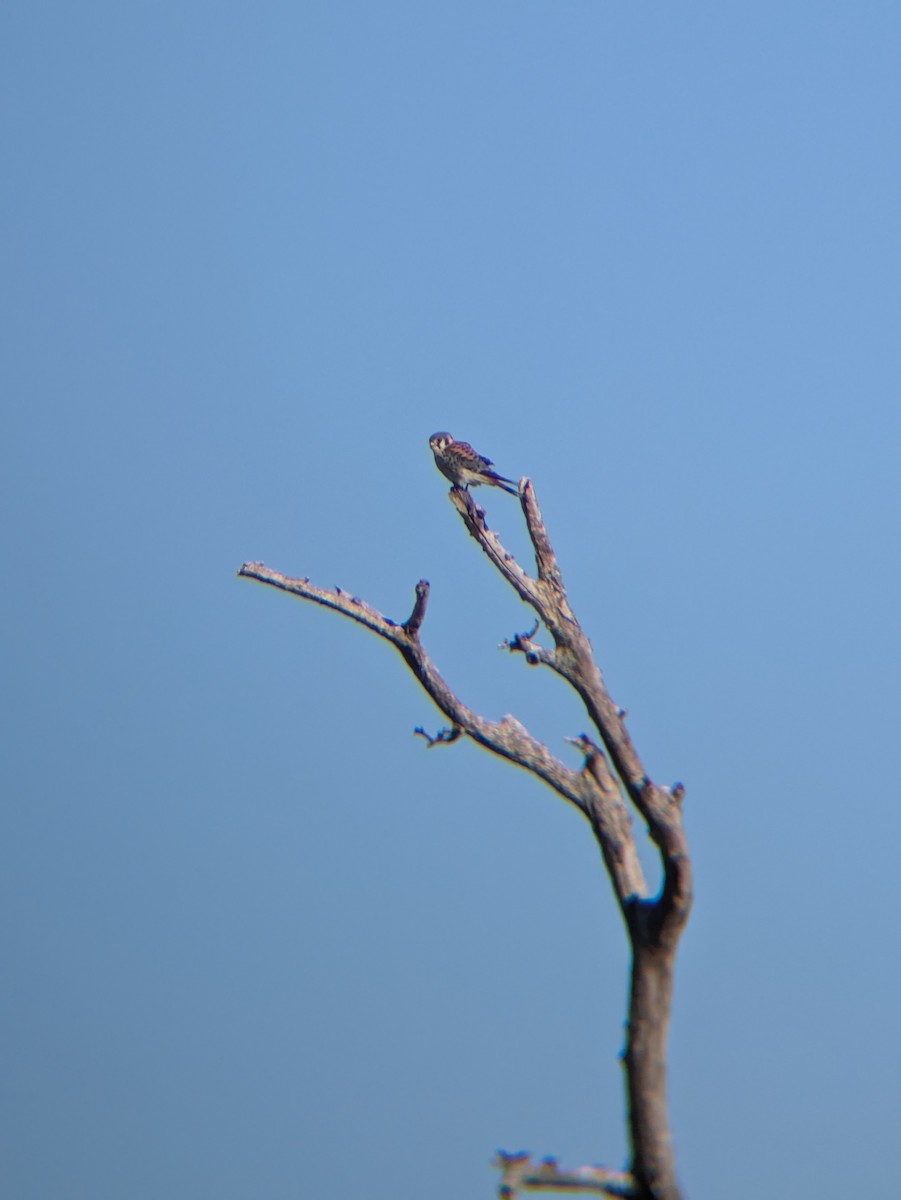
[239,477,692,1200]
[625,928,680,1200]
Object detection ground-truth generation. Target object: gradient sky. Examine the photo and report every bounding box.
[4,4,901,1198]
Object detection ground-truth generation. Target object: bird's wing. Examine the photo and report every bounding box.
[453,440,494,470]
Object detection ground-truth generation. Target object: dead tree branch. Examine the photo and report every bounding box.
[238,477,692,1200]
[452,483,693,1199]
[494,1152,637,1199]
[237,563,630,843]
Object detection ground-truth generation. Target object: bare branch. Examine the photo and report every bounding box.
[449,488,545,610]
[238,562,593,821]
[566,733,646,905]
[520,480,564,587]
[237,562,400,640]
[439,488,693,943]
[494,1152,637,1199]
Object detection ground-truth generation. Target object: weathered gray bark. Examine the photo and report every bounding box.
[239,479,692,1200]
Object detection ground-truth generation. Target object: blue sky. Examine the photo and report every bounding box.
[3,3,900,1197]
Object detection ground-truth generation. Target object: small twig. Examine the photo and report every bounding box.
[504,620,556,667]
[512,619,540,644]
[494,1152,637,1199]
[414,725,461,748]
[404,579,430,637]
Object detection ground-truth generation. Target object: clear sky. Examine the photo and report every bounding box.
[3,3,900,1197]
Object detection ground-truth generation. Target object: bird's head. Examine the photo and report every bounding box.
[429,432,454,453]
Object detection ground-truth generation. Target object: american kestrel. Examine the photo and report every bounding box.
[429,432,519,495]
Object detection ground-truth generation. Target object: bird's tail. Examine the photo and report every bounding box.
[490,473,520,495]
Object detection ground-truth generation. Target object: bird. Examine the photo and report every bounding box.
[428,432,519,495]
